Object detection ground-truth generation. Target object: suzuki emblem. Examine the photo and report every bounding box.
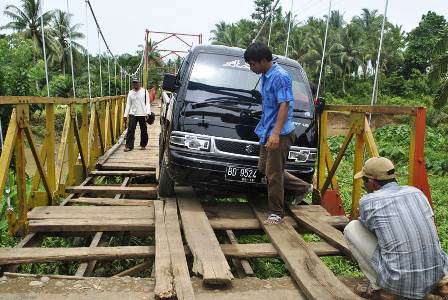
[245,144,255,154]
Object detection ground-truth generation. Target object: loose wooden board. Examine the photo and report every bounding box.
[177,187,233,286]
[252,205,361,300]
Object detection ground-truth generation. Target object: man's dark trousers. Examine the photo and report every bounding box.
[126,115,148,149]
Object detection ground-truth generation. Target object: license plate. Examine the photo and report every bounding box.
[225,166,259,183]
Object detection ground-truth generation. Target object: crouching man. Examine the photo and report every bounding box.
[344,156,448,299]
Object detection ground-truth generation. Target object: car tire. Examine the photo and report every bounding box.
[158,148,175,197]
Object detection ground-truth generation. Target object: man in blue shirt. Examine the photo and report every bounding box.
[244,43,312,225]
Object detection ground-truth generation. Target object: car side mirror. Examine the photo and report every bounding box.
[162,73,177,92]
[314,97,325,114]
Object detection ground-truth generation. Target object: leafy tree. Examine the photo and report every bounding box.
[404,11,447,76]
[50,9,85,75]
[1,0,55,58]
[429,27,448,109]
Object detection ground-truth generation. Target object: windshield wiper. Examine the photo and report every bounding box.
[189,98,258,109]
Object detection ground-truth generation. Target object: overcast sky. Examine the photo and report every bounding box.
[0,0,447,58]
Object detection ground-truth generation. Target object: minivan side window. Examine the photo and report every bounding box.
[176,53,191,86]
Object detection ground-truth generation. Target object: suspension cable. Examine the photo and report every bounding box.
[316,0,332,99]
[40,0,50,97]
[107,54,111,96]
[114,60,117,95]
[120,67,123,95]
[267,3,274,47]
[85,0,92,98]
[97,28,103,97]
[285,0,294,57]
[252,0,281,43]
[370,0,389,108]
[66,0,76,98]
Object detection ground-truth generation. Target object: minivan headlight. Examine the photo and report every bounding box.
[170,134,210,151]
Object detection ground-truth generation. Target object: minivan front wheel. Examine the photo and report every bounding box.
[158,148,175,197]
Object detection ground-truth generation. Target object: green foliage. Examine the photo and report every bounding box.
[404,11,447,76]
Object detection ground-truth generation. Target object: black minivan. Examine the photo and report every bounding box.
[159,45,317,197]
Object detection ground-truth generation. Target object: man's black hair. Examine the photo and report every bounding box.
[244,42,273,63]
[376,178,397,186]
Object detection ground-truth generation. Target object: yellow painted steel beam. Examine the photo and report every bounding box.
[29,143,47,196]
[67,106,76,188]
[352,132,365,219]
[80,103,89,164]
[95,105,105,155]
[88,104,98,169]
[324,105,419,115]
[320,127,354,196]
[46,104,56,200]
[104,101,111,149]
[72,117,87,178]
[0,110,18,198]
[24,126,52,203]
[0,95,126,105]
[55,109,71,193]
[363,117,379,157]
[13,126,28,235]
[317,111,328,191]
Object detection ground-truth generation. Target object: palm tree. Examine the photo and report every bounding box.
[50,10,85,75]
[338,24,364,93]
[2,0,54,56]
[210,21,228,44]
[211,24,243,47]
[429,28,448,110]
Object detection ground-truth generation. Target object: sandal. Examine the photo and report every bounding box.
[263,213,283,225]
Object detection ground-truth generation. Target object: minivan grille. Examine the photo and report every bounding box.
[215,139,260,156]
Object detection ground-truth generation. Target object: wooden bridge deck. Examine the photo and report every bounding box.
[0,101,365,299]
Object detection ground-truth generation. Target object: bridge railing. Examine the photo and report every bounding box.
[0,96,127,235]
[316,105,432,219]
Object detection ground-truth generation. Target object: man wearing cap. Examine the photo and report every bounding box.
[344,156,448,299]
[123,77,151,151]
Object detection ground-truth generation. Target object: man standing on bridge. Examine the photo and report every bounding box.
[123,77,151,152]
[244,43,312,225]
[344,156,448,299]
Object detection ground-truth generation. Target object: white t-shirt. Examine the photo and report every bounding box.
[124,88,151,117]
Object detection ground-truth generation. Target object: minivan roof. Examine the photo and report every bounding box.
[190,44,304,69]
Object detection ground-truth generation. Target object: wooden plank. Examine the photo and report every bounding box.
[252,205,360,300]
[28,206,154,220]
[2,233,45,273]
[114,260,152,277]
[99,164,156,171]
[75,232,104,277]
[177,187,233,286]
[165,199,195,300]
[208,218,261,230]
[89,170,155,177]
[220,242,341,257]
[28,218,155,232]
[0,246,155,265]
[289,205,352,257]
[66,185,157,197]
[67,197,153,206]
[225,230,254,277]
[154,200,175,298]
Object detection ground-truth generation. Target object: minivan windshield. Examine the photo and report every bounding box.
[185,52,312,115]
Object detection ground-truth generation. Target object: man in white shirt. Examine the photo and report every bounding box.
[123,77,151,151]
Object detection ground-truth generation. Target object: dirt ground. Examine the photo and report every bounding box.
[0,274,369,300]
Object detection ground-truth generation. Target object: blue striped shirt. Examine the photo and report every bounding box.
[359,182,448,299]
